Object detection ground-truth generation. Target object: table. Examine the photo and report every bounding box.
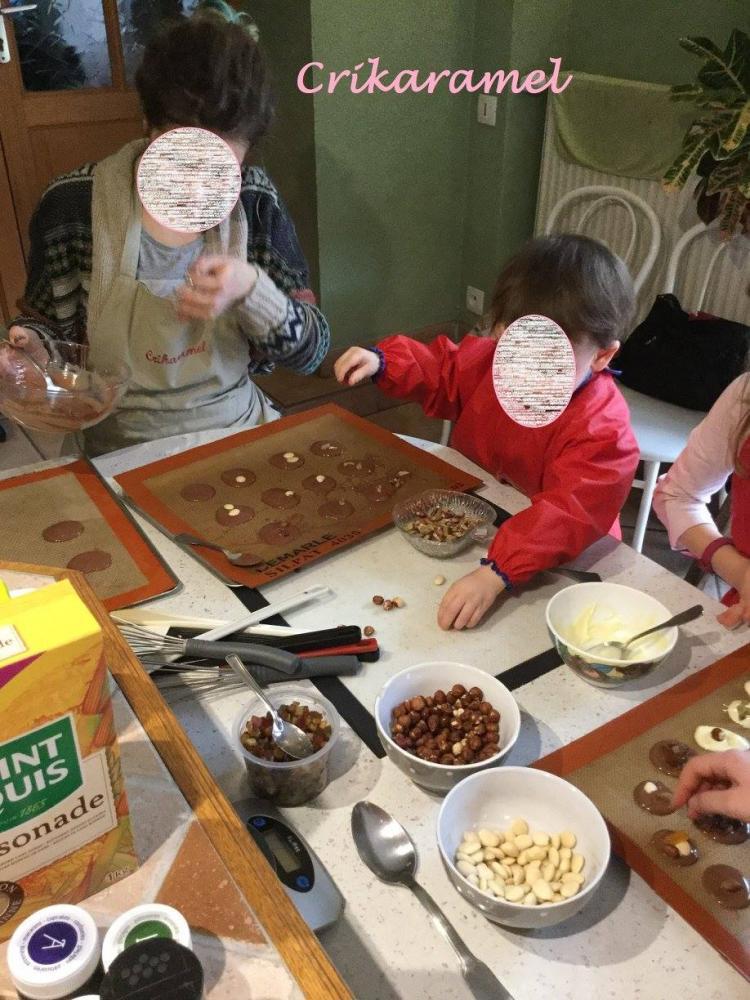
[85,432,750,998]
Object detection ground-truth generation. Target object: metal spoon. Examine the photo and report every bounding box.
[584,603,704,659]
[226,654,315,760]
[173,532,266,566]
[351,801,514,1000]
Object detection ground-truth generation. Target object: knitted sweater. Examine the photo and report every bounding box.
[12,162,329,376]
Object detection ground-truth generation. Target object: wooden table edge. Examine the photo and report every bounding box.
[1,560,352,1000]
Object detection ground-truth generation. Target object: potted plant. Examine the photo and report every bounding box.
[664,29,750,237]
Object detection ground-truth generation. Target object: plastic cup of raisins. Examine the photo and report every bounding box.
[235,684,340,806]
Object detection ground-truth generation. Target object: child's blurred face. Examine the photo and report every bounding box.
[491,322,619,388]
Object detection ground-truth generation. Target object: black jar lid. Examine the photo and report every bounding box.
[99,939,203,1000]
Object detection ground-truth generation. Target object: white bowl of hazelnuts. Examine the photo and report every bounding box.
[374,661,521,793]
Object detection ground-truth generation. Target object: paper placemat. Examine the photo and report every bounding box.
[536,644,750,980]
[115,404,483,587]
[0,460,177,609]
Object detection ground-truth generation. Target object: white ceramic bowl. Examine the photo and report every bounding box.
[437,767,610,928]
[546,582,678,687]
[375,661,521,794]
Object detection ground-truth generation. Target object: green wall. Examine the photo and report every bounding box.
[310,0,475,347]
[245,1,320,290]
[568,0,749,84]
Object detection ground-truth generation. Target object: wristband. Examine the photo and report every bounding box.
[480,558,513,591]
[371,347,386,381]
[699,536,734,573]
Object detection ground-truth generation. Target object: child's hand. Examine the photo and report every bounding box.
[717,564,750,629]
[175,256,257,321]
[334,347,379,386]
[671,750,750,822]
[437,565,506,630]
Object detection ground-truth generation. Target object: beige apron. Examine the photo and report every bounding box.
[83,175,276,456]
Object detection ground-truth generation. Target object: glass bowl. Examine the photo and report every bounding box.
[393,489,496,558]
[0,339,130,433]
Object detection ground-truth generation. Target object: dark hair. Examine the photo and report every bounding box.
[135,2,273,149]
[489,234,636,349]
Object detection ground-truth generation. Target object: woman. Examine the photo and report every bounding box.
[6,1,329,455]
[654,373,750,628]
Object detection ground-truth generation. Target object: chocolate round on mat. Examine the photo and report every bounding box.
[215,504,254,527]
[633,779,675,816]
[67,549,113,574]
[220,467,256,487]
[270,451,304,470]
[303,473,337,494]
[356,479,395,503]
[649,739,697,777]
[180,482,216,502]
[310,440,343,457]
[694,813,750,845]
[319,498,355,520]
[258,520,301,546]
[702,864,750,909]
[651,829,699,867]
[42,519,84,543]
[261,488,301,510]
[338,457,377,476]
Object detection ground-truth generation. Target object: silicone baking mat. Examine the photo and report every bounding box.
[536,644,750,979]
[0,460,178,609]
[115,403,483,587]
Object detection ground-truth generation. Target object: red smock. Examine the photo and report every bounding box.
[376,334,639,586]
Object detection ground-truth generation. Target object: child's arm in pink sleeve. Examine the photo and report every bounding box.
[653,375,747,550]
[482,426,639,587]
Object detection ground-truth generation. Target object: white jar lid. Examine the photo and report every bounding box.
[101,903,191,971]
[7,904,100,1000]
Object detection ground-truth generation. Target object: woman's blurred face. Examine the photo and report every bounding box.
[147,124,249,164]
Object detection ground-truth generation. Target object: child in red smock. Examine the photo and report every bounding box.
[335,235,639,630]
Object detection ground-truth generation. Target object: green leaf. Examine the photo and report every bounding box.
[669,83,703,102]
[679,33,748,96]
[663,130,714,190]
[705,161,743,194]
[738,161,750,200]
[718,188,748,236]
[721,100,750,151]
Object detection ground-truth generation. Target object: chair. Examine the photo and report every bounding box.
[618,222,736,552]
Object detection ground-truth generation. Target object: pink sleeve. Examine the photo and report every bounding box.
[653,375,749,549]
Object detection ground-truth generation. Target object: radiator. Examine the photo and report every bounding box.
[534,93,750,327]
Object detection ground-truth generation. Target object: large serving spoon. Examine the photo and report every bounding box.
[584,603,703,659]
[351,801,514,1000]
[226,655,315,760]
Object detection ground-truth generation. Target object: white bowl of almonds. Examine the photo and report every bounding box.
[437,767,610,927]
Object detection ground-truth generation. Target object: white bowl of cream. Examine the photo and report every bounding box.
[546,583,678,687]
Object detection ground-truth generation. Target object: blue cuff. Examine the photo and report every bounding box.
[371,347,386,381]
[480,558,513,591]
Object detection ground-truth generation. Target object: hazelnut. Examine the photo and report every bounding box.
[373,595,384,605]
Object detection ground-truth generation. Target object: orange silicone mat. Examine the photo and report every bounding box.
[535,643,750,980]
[0,459,178,609]
[115,403,483,587]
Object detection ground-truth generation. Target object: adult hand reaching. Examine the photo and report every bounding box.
[175,256,258,322]
[671,750,750,822]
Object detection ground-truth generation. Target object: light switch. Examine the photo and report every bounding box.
[477,95,497,126]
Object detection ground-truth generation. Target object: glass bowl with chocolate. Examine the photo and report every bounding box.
[375,661,521,793]
[236,685,340,806]
[393,489,496,558]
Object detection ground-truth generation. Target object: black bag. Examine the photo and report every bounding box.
[617,294,750,411]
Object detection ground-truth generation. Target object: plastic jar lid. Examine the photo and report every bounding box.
[101,904,191,972]
[7,903,100,1000]
[100,939,203,1000]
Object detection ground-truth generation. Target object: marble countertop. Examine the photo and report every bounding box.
[83,431,750,1000]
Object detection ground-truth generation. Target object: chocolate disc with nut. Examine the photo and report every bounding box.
[651,829,699,867]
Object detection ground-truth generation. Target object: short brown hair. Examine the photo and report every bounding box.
[490,234,635,348]
[135,5,273,149]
